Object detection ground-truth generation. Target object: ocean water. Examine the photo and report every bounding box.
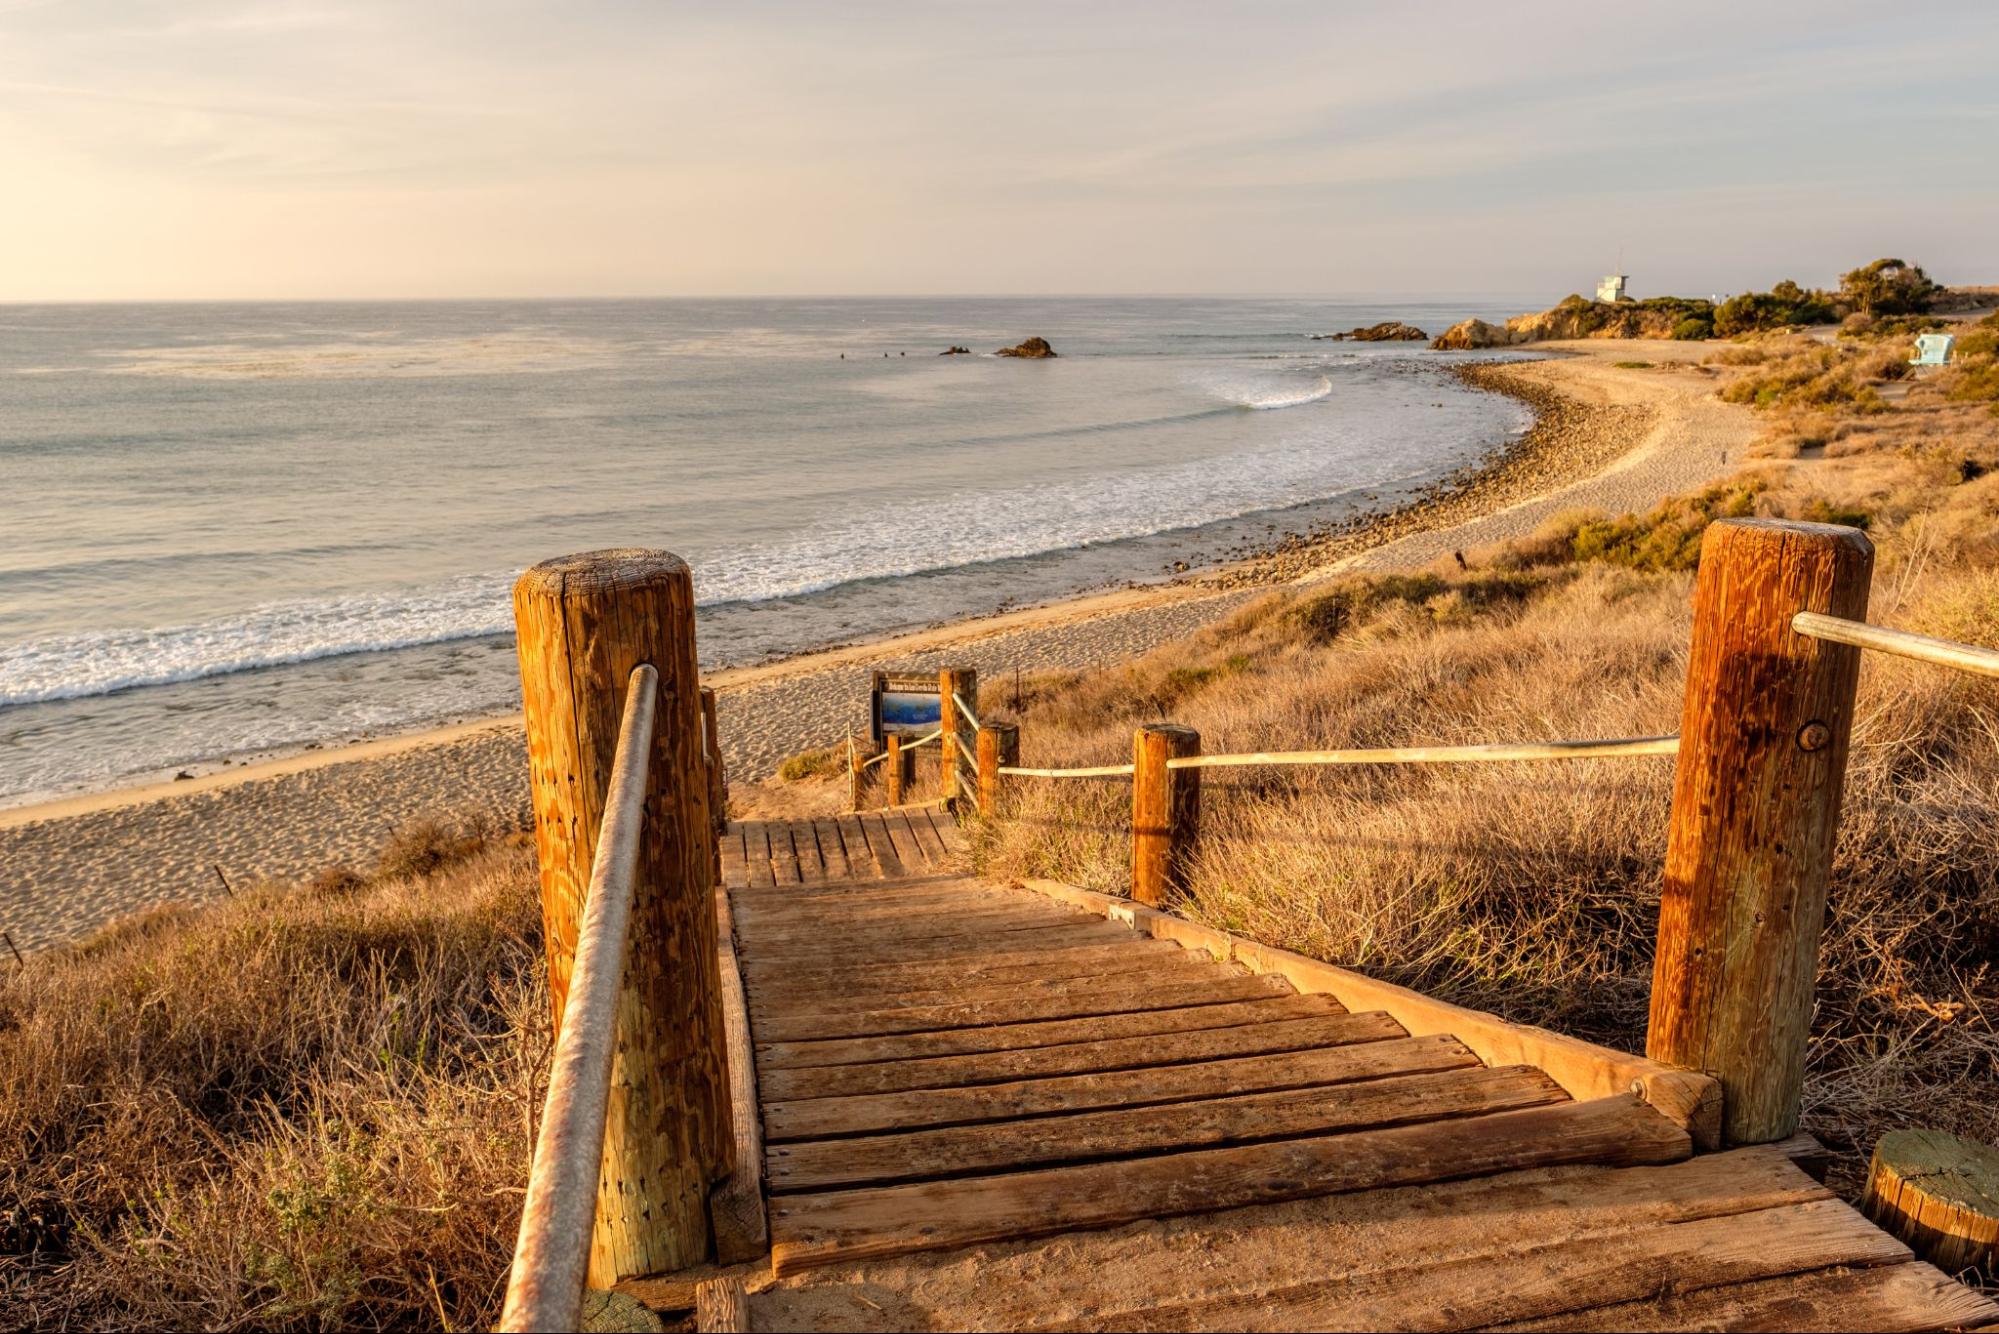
[0,297,1532,803]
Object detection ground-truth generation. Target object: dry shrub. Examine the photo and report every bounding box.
[777,744,844,782]
[0,843,546,1329]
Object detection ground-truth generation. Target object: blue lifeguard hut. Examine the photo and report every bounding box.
[1911,334,1955,367]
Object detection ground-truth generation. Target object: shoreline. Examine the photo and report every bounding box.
[0,343,1752,952]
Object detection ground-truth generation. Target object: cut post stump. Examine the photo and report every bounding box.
[1862,1128,1999,1276]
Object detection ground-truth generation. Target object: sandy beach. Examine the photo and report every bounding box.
[0,344,1754,954]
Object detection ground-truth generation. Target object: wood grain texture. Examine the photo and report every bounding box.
[763,1032,1472,1142]
[938,666,976,805]
[706,888,767,1264]
[767,1094,1691,1274]
[977,722,1019,818]
[758,1007,1398,1100]
[1131,723,1200,908]
[1648,519,1873,1144]
[768,1064,1566,1192]
[514,549,727,1279]
[754,992,1349,1070]
[1862,1128,1999,1276]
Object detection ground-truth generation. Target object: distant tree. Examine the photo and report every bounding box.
[1713,279,1837,336]
[1839,258,1939,316]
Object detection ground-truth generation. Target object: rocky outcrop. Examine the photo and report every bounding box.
[1431,295,1713,349]
[939,345,970,355]
[1314,321,1429,342]
[995,336,1057,358]
[1430,318,1527,350]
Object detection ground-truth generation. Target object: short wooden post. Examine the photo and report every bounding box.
[1647,519,1872,1145]
[700,687,726,832]
[1862,1129,1999,1276]
[976,722,1019,818]
[1131,723,1201,908]
[847,736,871,813]
[939,666,978,807]
[885,733,906,805]
[514,549,730,1280]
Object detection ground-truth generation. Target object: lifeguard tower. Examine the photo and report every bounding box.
[1597,273,1629,303]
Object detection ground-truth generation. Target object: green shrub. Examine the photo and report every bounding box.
[1798,498,1874,529]
[1671,317,1713,341]
[1613,360,1655,369]
[1713,279,1839,337]
[1565,482,1768,573]
[777,745,842,782]
[1839,257,1939,316]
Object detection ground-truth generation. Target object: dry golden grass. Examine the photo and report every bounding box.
[0,820,545,1330]
[977,368,1999,1194]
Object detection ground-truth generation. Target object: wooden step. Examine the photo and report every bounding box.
[760,1009,1402,1100]
[767,1094,1692,1274]
[752,973,1294,1044]
[756,993,1349,1071]
[768,1064,1567,1191]
[764,1026,1452,1141]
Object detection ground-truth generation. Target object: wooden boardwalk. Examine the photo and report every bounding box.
[717,815,1997,1331]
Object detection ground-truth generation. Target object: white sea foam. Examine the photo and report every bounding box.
[0,415,1433,707]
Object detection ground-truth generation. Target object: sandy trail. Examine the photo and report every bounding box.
[0,344,1756,954]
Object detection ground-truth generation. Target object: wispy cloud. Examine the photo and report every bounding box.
[0,0,1993,298]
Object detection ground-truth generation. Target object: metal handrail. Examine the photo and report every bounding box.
[1793,611,1999,679]
[500,664,657,1333]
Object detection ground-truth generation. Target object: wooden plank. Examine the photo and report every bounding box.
[745,921,1140,972]
[739,917,1133,965]
[750,1146,1842,1332]
[765,1030,1462,1142]
[768,1094,1692,1274]
[878,808,926,873]
[747,951,1215,1013]
[707,890,768,1263]
[748,953,1232,1023]
[1014,876,1724,1148]
[767,823,802,887]
[737,897,1087,934]
[833,813,880,879]
[900,806,948,867]
[810,817,849,881]
[925,803,966,854]
[750,937,1192,1000]
[1071,1198,1917,1331]
[768,1064,1566,1192]
[744,822,775,890]
[761,1008,1397,1100]
[757,993,1348,1070]
[858,812,904,878]
[693,1274,749,1333]
[718,823,746,890]
[790,821,825,884]
[1491,1260,1999,1333]
[752,973,1293,1044]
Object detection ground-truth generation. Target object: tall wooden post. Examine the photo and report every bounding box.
[1132,723,1201,908]
[976,722,1019,818]
[700,687,726,832]
[1647,519,1872,1145]
[885,733,906,805]
[939,666,978,807]
[513,549,729,1280]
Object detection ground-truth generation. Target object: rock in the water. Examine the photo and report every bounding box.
[1430,318,1527,350]
[1314,321,1429,342]
[939,345,970,355]
[995,336,1057,358]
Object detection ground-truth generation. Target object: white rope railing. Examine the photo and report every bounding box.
[500,664,656,1333]
[998,762,1139,779]
[1168,735,1681,770]
[1793,612,1999,680]
[952,691,981,731]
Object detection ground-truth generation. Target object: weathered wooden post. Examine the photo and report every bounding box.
[939,666,978,807]
[847,736,871,813]
[885,732,906,805]
[1131,723,1201,908]
[976,722,1019,818]
[514,549,730,1280]
[700,687,726,832]
[1647,519,1872,1145]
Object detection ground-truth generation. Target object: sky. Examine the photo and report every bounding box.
[2,1,1995,302]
